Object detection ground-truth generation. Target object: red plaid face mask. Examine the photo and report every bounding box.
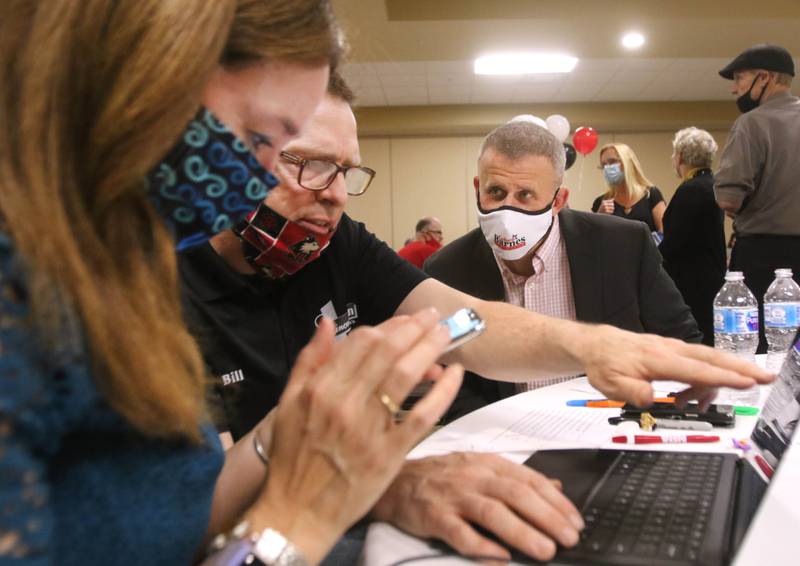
[232,203,333,279]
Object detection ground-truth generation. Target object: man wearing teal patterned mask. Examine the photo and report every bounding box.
[426,120,702,419]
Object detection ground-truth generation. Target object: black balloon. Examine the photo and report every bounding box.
[564,142,577,170]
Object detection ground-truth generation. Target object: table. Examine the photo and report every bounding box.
[362,369,800,565]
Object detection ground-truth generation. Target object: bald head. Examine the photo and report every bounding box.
[415,216,443,244]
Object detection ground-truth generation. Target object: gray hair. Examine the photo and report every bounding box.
[776,72,793,86]
[672,127,718,169]
[478,121,566,181]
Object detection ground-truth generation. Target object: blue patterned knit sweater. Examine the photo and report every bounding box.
[0,234,224,565]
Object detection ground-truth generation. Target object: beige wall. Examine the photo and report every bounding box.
[347,124,733,249]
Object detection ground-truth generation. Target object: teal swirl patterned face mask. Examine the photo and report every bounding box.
[146,108,279,251]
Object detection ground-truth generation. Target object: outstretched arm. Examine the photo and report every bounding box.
[396,279,773,406]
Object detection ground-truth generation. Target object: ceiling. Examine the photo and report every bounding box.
[332,0,800,107]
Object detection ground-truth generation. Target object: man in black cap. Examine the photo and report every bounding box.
[715,43,800,354]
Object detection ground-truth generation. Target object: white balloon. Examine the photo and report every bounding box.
[509,114,547,129]
[545,114,571,143]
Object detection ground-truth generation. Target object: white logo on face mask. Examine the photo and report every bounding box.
[477,197,556,260]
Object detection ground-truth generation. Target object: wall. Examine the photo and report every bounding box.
[346,121,734,249]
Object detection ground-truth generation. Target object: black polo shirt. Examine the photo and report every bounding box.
[179,214,428,440]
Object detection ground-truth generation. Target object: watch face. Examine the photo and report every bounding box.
[205,526,305,566]
[253,529,308,566]
[254,529,288,563]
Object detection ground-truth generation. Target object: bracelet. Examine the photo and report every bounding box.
[253,427,270,467]
[203,521,309,566]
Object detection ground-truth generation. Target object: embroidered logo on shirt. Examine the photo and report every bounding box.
[315,300,359,339]
[221,369,245,386]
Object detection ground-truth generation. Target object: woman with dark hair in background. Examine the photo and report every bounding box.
[659,127,726,346]
[0,1,461,565]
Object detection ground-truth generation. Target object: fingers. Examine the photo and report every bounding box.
[587,330,775,407]
[698,388,718,411]
[594,374,655,408]
[431,453,582,561]
[645,350,759,389]
[423,364,445,381]
[281,317,335,401]
[360,309,451,407]
[676,342,774,384]
[456,492,560,561]
[378,453,583,563]
[425,512,511,561]
[394,364,463,449]
[674,386,718,411]
[469,459,583,547]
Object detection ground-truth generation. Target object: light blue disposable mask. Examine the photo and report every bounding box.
[603,163,625,186]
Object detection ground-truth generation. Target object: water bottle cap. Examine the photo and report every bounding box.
[725,271,744,281]
[774,268,793,277]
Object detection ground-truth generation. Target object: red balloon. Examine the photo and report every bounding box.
[573,126,599,156]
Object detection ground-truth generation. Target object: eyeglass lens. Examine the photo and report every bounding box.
[300,159,372,195]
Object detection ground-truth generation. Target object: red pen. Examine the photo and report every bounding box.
[612,434,721,444]
[753,453,774,478]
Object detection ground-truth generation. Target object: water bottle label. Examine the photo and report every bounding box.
[764,302,800,328]
[714,307,759,333]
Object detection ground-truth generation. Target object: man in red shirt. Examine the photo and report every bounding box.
[397,216,443,268]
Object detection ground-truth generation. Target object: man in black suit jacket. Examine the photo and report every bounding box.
[425,121,702,421]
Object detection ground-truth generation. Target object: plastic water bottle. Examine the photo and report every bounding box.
[713,271,760,405]
[764,268,800,371]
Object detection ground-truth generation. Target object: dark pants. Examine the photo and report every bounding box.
[730,234,800,354]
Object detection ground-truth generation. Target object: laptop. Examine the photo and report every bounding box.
[518,338,800,566]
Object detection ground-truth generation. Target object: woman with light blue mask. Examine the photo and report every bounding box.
[592,143,666,238]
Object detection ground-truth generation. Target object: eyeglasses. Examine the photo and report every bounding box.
[280,151,376,196]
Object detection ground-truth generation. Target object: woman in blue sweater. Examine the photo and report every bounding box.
[0,1,461,565]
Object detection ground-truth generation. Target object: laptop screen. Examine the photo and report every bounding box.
[749,338,800,470]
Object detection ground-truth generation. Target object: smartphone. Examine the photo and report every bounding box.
[441,308,486,352]
[620,402,736,427]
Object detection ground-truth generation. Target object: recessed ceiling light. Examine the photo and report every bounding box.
[621,32,645,50]
[474,53,579,75]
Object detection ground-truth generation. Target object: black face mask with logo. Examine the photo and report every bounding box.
[736,75,766,114]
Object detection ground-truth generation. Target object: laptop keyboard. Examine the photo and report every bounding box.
[574,451,724,562]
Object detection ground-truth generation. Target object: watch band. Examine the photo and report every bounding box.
[201,537,265,566]
[203,522,308,566]
[253,528,308,566]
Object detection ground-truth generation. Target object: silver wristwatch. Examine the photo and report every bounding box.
[252,528,308,566]
[203,521,309,566]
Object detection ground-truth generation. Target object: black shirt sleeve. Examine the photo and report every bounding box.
[591,195,603,212]
[649,186,665,209]
[339,214,428,324]
[659,183,696,260]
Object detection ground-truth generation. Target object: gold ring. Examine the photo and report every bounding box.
[378,392,401,421]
